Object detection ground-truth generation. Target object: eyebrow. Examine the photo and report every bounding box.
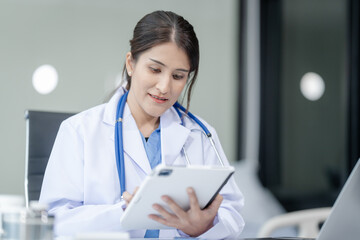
[149,58,189,73]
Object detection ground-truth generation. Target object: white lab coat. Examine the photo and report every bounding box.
[39,87,245,239]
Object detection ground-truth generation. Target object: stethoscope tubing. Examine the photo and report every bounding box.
[115,91,128,197]
[173,102,211,137]
[115,91,224,197]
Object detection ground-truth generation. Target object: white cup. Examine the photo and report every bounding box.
[0,195,24,209]
[0,195,25,239]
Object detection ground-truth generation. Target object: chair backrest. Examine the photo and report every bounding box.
[24,110,75,207]
[257,207,331,238]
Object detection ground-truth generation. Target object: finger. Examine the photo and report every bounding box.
[161,196,187,219]
[207,194,223,214]
[152,203,177,220]
[122,187,139,205]
[122,191,132,202]
[122,191,133,206]
[187,187,200,209]
[148,214,176,228]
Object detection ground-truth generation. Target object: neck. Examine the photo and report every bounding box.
[126,91,160,138]
[137,117,160,138]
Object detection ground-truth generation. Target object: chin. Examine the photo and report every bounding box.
[146,107,168,118]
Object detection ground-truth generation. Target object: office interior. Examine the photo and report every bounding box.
[0,0,359,238]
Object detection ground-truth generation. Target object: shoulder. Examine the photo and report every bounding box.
[166,104,217,134]
[62,87,125,130]
[182,111,217,134]
[62,104,107,131]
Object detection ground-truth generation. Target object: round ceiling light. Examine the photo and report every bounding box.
[300,72,325,101]
[32,64,58,95]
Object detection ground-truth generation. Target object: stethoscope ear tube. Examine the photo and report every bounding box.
[173,102,225,167]
[208,136,225,167]
[173,102,212,137]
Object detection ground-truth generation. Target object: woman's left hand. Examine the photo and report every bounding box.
[148,187,223,237]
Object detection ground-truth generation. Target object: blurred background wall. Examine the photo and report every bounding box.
[257,0,360,212]
[2,2,360,237]
[0,0,239,195]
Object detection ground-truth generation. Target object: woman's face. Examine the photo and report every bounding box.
[126,41,190,122]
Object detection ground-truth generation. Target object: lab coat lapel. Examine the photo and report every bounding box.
[161,108,191,166]
[103,91,152,175]
[122,104,152,174]
[103,89,188,172]
[103,87,125,127]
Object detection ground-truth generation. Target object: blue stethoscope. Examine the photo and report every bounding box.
[115,91,224,196]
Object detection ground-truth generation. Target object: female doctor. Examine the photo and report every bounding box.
[39,10,244,239]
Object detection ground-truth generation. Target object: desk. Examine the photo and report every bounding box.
[133,238,313,240]
[58,237,314,240]
[242,238,314,240]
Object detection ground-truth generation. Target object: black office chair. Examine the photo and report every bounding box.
[24,110,75,207]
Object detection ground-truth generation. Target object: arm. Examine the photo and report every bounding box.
[149,124,245,238]
[39,120,126,236]
[199,126,245,239]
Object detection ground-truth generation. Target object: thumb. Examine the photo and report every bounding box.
[133,186,140,195]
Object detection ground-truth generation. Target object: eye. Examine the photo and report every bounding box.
[150,67,161,73]
[173,74,184,80]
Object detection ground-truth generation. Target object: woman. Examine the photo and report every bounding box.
[40,10,244,238]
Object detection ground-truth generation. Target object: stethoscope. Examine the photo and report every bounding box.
[115,91,225,196]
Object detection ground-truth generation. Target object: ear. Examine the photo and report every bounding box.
[125,52,134,77]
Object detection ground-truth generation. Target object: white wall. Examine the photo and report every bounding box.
[0,0,239,195]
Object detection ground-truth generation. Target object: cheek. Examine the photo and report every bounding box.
[133,73,151,91]
[172,80,186,92]
[173,81,187,95]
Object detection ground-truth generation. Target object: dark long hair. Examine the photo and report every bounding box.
[122,10,200,110]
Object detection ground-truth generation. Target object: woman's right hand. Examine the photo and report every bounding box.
[122,186,139,207]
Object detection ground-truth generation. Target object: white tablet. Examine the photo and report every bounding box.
[120,165,235,230]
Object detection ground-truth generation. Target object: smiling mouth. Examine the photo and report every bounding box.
[149,94,168,102]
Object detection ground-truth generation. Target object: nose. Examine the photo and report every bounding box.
[156,74,171,94]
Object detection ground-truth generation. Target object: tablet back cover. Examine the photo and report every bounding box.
[120,165,234,230]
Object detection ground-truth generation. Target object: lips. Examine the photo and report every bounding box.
[149,93,168,103]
